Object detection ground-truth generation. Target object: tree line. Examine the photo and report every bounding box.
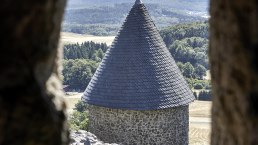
[62,41,107,91]
[64,41,107,60]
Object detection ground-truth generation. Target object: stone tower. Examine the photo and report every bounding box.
[82,0,195,144]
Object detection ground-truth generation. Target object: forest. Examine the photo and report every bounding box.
[161,22,210,92]
[62,42,107,90]
[62,21,211,100]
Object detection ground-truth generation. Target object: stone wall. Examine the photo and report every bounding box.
[88,105,189,145]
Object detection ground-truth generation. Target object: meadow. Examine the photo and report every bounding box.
[61,32,115,46]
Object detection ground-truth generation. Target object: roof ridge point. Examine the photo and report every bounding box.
[135,0,143,5]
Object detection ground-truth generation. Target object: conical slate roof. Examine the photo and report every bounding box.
[82,0,195,110]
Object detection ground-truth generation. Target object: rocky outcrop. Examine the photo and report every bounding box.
[70,130,119,145]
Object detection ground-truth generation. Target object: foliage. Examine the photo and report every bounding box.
[194,83,204,90]
[160,22,209,47]
[75,100,88,112]
[198,90,212,101]
[62,59,98,91]
[160,22,211,90]
[63,41,108,60]
[68,101,89,131]
[169,37,209,68]
[62,41,108,90]
[186,78,210,90]
[62,23,120,36]
[182,62,195,78]
[162,22,209,72]
[185,78,194,89]
[177,62,207,81]
[69,111,89,131]
[194,64,206,79]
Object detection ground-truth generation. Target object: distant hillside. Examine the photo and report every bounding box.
[64,3,205,25]
[67,0,208,13]
[63,0,208,35]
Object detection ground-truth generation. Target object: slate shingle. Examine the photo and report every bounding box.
[82,1,195,110]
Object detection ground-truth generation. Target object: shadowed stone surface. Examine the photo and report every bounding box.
[0,0,69,144]
[210,0,258,144]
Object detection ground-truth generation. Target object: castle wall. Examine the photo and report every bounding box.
[88,105,189,145]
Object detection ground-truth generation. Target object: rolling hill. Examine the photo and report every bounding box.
[63,0,209,35]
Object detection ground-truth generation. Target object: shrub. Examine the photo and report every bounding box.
[193,83,204,89]
[69,100,89,131]
[69,111,89,131]
[198,90,212,101]
[75,100,88,112]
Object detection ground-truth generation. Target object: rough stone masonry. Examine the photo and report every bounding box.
[88,105,189,145]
